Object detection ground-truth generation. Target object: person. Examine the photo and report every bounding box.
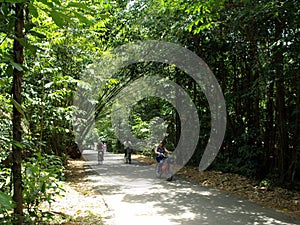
[97,140,103,151]
[102,143,107,152]
[154,141,173,181]
[154,141,171,164]
[123,140,132,164]
[97,140,104,164]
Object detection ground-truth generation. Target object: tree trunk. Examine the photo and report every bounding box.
[12,3,25,225]
[290,81,300,182]
[274,14,288,183]
[264,82,275,175]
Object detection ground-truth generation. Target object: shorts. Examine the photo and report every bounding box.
[156,154,164,163]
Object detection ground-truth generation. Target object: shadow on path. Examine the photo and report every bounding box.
[82,150,299,225]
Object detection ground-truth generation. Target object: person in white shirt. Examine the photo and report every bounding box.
[123,140,132,164]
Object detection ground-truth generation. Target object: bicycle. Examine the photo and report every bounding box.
[155,153,175,181]
[98,149,104,165]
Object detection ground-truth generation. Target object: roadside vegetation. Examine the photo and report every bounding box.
[0,0,299,224]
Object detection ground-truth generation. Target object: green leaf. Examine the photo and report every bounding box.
[52,0,61,6]
[67,2,92,11]
[25,22,35,32]
[14,37,27,47]
[12,140,23,148]
[28,30,46,39]
[28,3,39,18]
[73,12,92,25]
[41,182,46,193]
[0,192,15,210]
[50,10,65,28]
[10,61,23,71]
[11,98,25,117]
[6,65,14,77]
[39,0,54,8]
[0,79,5,87]
[0,0,26,3]
[26,43,40,54]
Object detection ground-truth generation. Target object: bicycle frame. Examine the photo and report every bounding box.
[155,154,174,181]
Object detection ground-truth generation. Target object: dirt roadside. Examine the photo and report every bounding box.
[42,160,106,225]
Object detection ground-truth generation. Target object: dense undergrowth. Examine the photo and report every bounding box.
[0,153,65,224]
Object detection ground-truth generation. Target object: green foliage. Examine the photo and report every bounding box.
[0,167,11,193]
[22,153,64,223]
[0,0,110,222]
[0,191,14,210]
[94,0,300,186]
[0,191,15,225]
[0,152,65,223]
[0,94,12,153]
[1,1,299,222]
[186,0,225,33]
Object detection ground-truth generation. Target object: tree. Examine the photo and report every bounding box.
[11,2,25,224]
[0,0,107,223]
[183,0,300,183]
[98,0,300,185]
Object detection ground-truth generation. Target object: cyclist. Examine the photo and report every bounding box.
[154,141,171,163]
[154,141,171,174]
[154,141,173,181]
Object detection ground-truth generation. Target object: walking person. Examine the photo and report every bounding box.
[97,140,104,164]
[124,140,132,164]
[102,143,107,152]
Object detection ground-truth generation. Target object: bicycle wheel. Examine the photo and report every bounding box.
[166,162,174,181]
[160,160,173,181]
[166,175,173,181]
[98,151,104,164]
[155,163,162,178]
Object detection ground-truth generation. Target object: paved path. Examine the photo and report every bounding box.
[82,150,299,225]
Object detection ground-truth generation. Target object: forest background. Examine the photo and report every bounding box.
[0,0,299,224]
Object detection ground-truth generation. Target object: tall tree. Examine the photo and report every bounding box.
[12,2,25,224]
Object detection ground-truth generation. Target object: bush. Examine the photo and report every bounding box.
[22,152,65,224]
[0,191,15,225]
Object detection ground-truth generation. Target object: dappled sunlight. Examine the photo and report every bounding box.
[80,151,299,225]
